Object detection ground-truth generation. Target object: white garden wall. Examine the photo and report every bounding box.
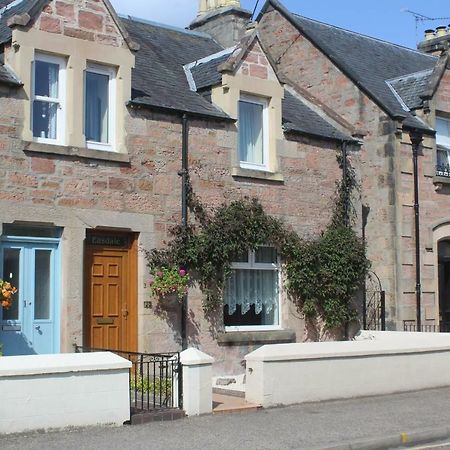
[0,352,131,434]
[245,331,450,408]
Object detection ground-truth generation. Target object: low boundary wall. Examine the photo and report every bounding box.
[0,352,131,434]
[245,331,450,408]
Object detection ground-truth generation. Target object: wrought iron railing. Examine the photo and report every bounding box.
[403,323,450,333]
[74,346,182,413]
[436,164,450,178]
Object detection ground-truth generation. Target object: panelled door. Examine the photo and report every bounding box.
[0,239,59,355]
[85,233,137,352]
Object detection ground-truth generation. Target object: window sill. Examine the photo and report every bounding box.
[23,141,130,163]
[232,167,284,182]
[217,329,295,346]
[433,175,450,185]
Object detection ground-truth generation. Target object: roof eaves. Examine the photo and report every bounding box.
[128,98,234,122]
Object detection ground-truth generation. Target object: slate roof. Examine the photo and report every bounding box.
[0,0,43,45]
[282,90,353,141]
[387,69,433,110]
[0,62,20,85]
[122,17,230,119]
[187,50,232,91]
[263,0,437,131]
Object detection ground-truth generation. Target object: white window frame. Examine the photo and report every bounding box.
[225,247,281,332]
[32,53,66,145]
[436,116,450,177]
[238,94,270,172]
[84,63,116,152]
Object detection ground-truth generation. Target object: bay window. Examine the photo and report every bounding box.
[238,95,269,170]
[436,116,450,177]
[85,64,115,151]
[224,246,280,330]
[32,53,66,144]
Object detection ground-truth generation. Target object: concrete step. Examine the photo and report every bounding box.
[212,393,262,415]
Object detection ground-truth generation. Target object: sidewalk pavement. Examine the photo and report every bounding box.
[3,386,450,450]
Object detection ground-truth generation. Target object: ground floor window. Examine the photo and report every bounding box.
[224,247,279,330]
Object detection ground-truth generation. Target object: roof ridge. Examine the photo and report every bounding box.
[291,12,437,60]
[121,15,215,40]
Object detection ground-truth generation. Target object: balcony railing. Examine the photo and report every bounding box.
[436,164,450,178]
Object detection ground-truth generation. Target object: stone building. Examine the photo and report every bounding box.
[0,0,448,374]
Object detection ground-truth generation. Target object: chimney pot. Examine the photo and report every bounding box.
[436,26,447,37]
[425,29,435,40]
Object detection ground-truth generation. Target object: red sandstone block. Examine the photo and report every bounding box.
[108,177,132,191]
[31,157,55,174]
[86,1,105,13]
[64,26,94,41]
[40,15,61,34]
[55,1,75,20]
[79,10,104,31]
[95,34,118,47]
[249,64,268,79]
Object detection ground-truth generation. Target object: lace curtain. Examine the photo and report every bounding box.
[225,269,278,316]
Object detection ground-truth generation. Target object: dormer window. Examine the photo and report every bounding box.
[84,64,116,151]
[436,117,450,177]
[238,95,269,171]
[32,53,66,144]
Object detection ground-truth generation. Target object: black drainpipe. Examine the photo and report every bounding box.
[180,113,189,350]
[410,130,423,331]
[341,141,349,227]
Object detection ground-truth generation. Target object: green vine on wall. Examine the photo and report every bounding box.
[145,152,370,328]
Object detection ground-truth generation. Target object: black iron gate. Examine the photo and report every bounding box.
[75,346,182,414]
[363,270,386,331]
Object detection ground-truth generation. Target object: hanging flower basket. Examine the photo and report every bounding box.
[146,267,189,308]
[0,280,17,310]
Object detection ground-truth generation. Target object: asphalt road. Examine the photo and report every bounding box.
[3,387,450,450]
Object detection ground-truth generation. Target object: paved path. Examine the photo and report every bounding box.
[3,387,450,450]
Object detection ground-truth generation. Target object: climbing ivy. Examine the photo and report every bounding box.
[145,153,370,328]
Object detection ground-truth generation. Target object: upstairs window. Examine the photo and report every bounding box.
[32,54,65,144]
[85,64,115,151]
[238,95,269,170]
[224,247,280,330]
[436,117,450,177]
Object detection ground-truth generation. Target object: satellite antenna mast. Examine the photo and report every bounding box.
[402,9,450,42]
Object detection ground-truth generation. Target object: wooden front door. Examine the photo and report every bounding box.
[84,233,137,352]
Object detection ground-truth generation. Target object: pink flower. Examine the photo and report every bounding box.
[147,278,154,286]
[179,269,187,277]
[156,271,163,277]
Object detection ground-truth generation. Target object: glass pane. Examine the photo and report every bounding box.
[224,269,278,326]
[85,71,110,143]
[239,100,264,164]
[232,250,249,263]
[255,247,277,264]
[35,60,59,98]
[33,101,58,139]
[34,250,51,320]
[2,248,20,321]
[436,118,450,148]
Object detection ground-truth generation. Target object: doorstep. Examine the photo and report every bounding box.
[212,393,262,415]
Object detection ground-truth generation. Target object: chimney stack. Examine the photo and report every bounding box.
[418,25,450,55]
[189,0,252,48]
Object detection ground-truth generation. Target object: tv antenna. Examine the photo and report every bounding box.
[402,9,450,41]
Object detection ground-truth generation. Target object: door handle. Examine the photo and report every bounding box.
[122,309,129,318]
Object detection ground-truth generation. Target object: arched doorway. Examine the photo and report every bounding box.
[438,240,450,331]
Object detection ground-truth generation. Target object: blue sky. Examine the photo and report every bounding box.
[110,0,450,49]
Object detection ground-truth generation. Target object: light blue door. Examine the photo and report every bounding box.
[0,238,60,355]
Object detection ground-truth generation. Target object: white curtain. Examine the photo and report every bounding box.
[239,101,263,164]
[85,72,109,143]
[225,269,278,316]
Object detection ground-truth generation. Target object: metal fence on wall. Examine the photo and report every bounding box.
[75,346,182,414]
